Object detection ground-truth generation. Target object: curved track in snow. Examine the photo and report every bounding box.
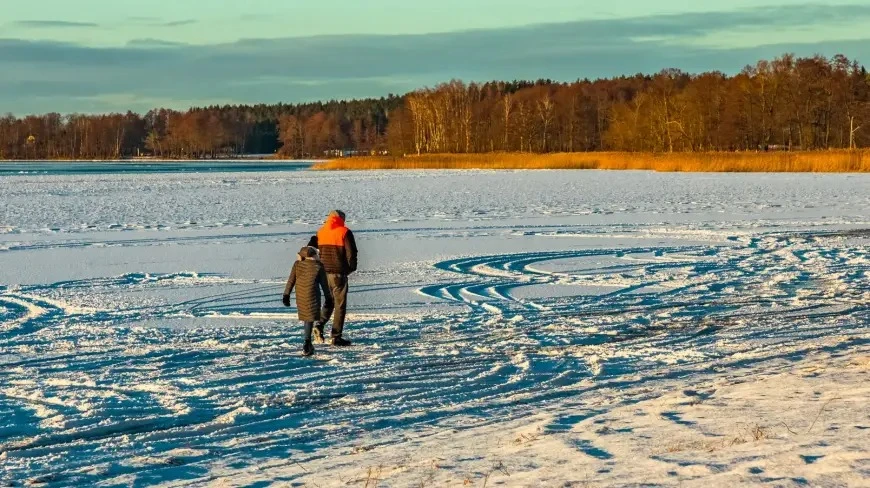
[0,231,868,486]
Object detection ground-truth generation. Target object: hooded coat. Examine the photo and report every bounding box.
[315,213,358,275]
[284,246,333,322]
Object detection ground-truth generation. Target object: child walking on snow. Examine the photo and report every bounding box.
[282,246,333,356]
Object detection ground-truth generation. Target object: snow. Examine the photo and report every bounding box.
[254,352,868,488]
[0,166,868,486]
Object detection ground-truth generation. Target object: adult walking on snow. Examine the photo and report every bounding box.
[309,210,358,346]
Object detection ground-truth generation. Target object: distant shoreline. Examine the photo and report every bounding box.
[0,158,323,163]
[0,159,319,176]
[4,152,868,173]
[314,151,870,173]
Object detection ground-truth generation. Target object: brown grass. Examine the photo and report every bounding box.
[314,150,870,172]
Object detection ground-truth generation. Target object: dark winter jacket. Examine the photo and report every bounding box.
[283,247,333,322]
[315,214,358,275]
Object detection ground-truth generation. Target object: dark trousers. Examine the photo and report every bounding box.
[303,321,314,343]
[320,273,348,338]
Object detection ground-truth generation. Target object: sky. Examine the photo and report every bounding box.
[2,0,869,114]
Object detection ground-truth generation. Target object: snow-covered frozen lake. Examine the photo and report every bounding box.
[1,166,868,486]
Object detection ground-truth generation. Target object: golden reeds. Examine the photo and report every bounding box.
[314,150,869,172]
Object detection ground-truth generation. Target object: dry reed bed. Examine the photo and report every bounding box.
[314,151,870,172]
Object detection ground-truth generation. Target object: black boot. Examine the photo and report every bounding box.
[331,336,352,347]
[302,340,314,356]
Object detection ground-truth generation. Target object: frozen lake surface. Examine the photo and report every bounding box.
[0,160,312,176]
[1,168,868,486]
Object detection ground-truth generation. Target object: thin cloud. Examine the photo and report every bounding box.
[126,38,189,48]
[162,19,197,27]
[14,20,99,28]
[125,17,197,27]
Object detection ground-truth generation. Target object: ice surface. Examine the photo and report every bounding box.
[0,168,868,486]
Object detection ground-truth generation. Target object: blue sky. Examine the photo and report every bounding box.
[2,0,869,114]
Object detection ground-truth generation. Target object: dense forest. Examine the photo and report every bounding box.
[1,53,868,160]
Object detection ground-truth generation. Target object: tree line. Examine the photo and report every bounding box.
[388,54,870,154]
[1,54,868,160]
[0,99,400,160]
